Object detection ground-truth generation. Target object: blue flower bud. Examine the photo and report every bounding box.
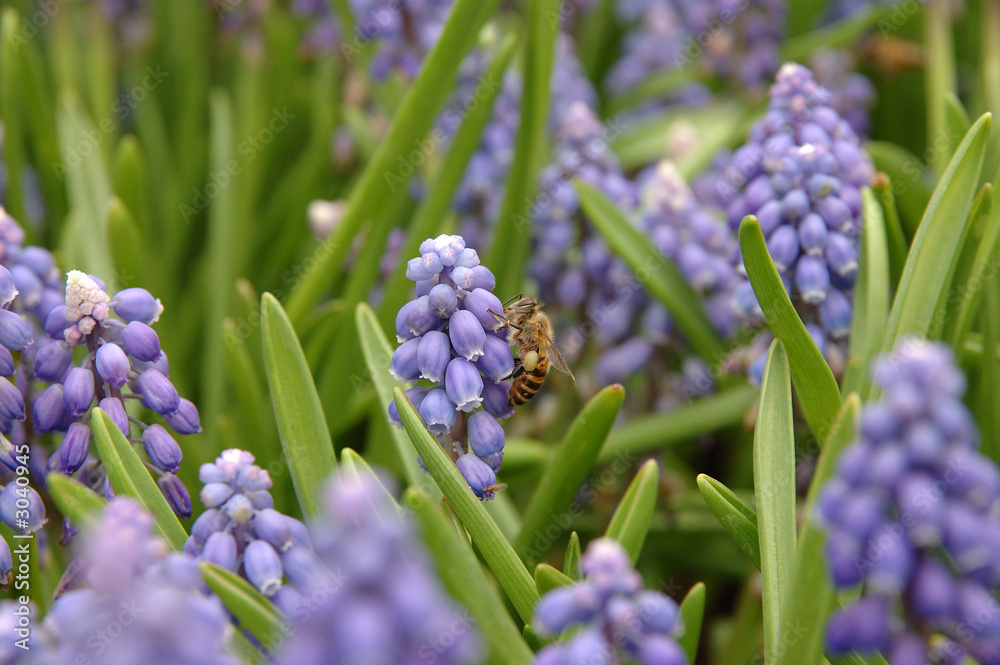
[416,330,450,382]
[202,531,237,570]
[533,585,600,635]
[34,288,63,323]
[282,546,328,592]
[819,289,852,338]
[637,636,687,665]
[389,337,421,383]
[388,386,428,428]
[476,335,514,383]
[245,540,284,596]
[0,309,33,351]
[909,558,957,623]
[755,200,782,235]
[427,284,458,318]
[33,383,66,434]
[0,346,12,378]
[866,530,914,595]
[253,508,293,552]
[59,423,91,475]
[780,188,810,220]
[795,255,830,304]
[110,287,163,324]
[825,597,891,655]
[406,257,436,281]
[191,508,228,544]
[0,538,10,581]
[44,304,72,340]
[482,380,514,420]
[201,482,234,508]
[0,378,24,422]
[95,342,131,389]
[10,265,41,308]
[467,411,504,471]
[766,226,800,272]
[158,473,192,519]
[449,310,486,361]
[120,321,161,362]
[417,388,456,436]
[63,367,95,419]
[34,340,72,382]
[463,288,504,331]
[445,357,484,412]
[136,368,180,415]
[456,453,497,500]
[404,295,441,337]
[798,213,828,256]
[634,590,680,634]
[164,398,202,435]
[818,196,852,232]
[99,396,130,436]
[0,483,46,532]
[0,265,16,307]
[142,424,182,473]
[825,232,859,285]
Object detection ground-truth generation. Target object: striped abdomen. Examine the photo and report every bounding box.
[508,356,549,406]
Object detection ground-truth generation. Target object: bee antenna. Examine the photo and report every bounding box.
[502,293,523,307]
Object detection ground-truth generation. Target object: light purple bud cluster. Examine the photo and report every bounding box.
[292,0,341,58]
[90,0,151,48]
[275,470,482,665]
[186,449,312,599]
[348,0,454,80]
[702,63,874,379]
[35,498,237,665]
[820,340,1000,663]
[809,49,876,139]
[389,234,511,500]
[533,538,687,665]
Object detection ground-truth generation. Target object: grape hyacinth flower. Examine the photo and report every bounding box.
[275,469,482,665]
[819,339,1000,663]
[292,0,341,58]
[809,49,876,138]
[348,0,454,81]
[533,538,687,665]
[185,448,312,598]
[388,234,512,500]
[709,63,875,377]
[40,498,238,665]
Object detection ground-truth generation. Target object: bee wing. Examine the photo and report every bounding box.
[540,329,576,383]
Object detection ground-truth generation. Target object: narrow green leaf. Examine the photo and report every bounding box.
[393,388,539,623]
[605,67,696,118]
[260,292,337,518]
[678,582,706,663]
[89,409,188,550]
[222,318,280,467]
[981,281,1000,464]
[778,395,860,665]
[535,563,574,596]
[200,563,288,650]
[514,384,625,564]
[0,8,27,223]
[945,92,972,160]
[739,216,842,441]
[598,384,758,463]
[696,474,761,570]
[107,197,145,290]
[883,114,992,351]
[842,188,890,400]
[781,5,882,60]
[356,302,434,494]
[45,473,106,528]
[577,181,725,360]
[865,141,932,236]
[112,136,149,238]
[604,459,659,563]
[946,183,1000,351]
[283,0,502,323]
[405,488,534,665]
[487,0,561,298]
[754,339,796,665]
[924,0,957,175]
[870,173,909,287]
[564,532,582,580]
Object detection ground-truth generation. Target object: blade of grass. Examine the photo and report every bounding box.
[678,582,706,663]
[604,459,659,563]
[535,563,574,596]
[871,173,909,287]
[45,473,106,528]
[865,141,931,235]
[564,531,582,579]
[696,474,761,570]
[260,292,337,518]
[946,184,1000,350]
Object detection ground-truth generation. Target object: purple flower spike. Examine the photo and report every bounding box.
[34,340,73,382]
[142,424,182,473]
[0,308,33,351]
[59,423,91,475]
[0,378,24,422]
[0,265,16,307]
[244,540,284,597]
[32,383,66,434]
[63,366,96,419]
[136,368,180,415]
[120,320,161,361]
[110,287,164,324]
[95,342,131,388]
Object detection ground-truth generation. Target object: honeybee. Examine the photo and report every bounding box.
[489,296,575,407]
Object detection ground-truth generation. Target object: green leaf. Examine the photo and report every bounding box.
[405,488,534,665]
[778,395,860,665]
[514,384,625,564]
[45,473,106,528]
[946,183,1000,350]
[393,387,538,623]
[865,141,932,236]
[577,181,725,360]
[604,67,697,119]
[882,114,992,353]
[200,563,288,650]
[260,292,337,518]
[739,216,842,441]
[535,563,574,596]
[923,0,957,175]
[842,188,890,400]
[753,339,796,665]
[604,459,659,563]
[487,0,561,298]
[598,384,758,463]
[781,5,882,61]
[0,8,28,223]
[870,173,909,287]
[283,0,502,324]
[89,409,188,550]
[355,302,433,494]
[678,582,706,663]
[107,196,145,290]
[981,281,1000,464]
[696,474,760,570]
[564,532,582,580]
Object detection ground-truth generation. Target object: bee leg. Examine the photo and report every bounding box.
[501,358,525,382]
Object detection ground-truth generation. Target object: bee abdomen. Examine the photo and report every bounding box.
[508,358,549,406]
